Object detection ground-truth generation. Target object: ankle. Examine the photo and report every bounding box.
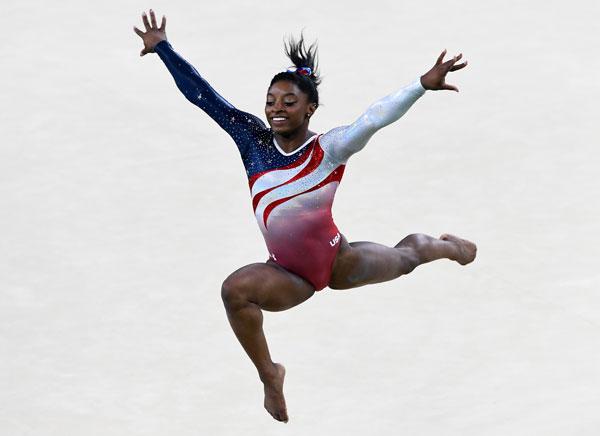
[259,362,278,383]
[439,238,460,259]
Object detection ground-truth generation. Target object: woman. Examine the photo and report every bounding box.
[134,9,476,423]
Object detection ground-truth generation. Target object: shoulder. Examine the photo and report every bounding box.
[239,111,268,130]
[320,126,350,146]
[318,126,351,163]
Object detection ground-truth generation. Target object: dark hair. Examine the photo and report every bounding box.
[269,32,321,107]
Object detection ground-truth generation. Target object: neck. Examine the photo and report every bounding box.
[273,127,316,154]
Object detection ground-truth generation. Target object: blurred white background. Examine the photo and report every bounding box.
[1,0,599,434]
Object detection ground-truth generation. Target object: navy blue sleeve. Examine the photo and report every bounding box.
[154,40,267,156]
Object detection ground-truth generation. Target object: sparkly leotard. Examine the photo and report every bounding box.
[155,40,425,290]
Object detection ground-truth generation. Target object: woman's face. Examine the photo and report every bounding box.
[265,80,316,135]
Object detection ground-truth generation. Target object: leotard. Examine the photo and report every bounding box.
[155,40,426,290]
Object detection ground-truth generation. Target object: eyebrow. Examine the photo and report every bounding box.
[266,92,298,97]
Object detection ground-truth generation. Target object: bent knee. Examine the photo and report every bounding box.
[221,271,250,307]
[220,280,240,308]
[221,265,265,307]
[396,247,421,275]
[397,233,428,249]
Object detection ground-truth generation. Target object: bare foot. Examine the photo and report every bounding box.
[263,363,288,422]
[440,234,477,265]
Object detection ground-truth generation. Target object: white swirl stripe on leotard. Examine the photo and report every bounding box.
[253,144,341,230]
[250,146,315,198]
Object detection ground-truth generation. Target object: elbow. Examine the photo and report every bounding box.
[359,107,383,133]
[174,80,201,103]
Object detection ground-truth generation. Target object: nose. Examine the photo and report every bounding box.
[272,100,286,112]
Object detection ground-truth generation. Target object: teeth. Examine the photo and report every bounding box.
[273,117,287,121]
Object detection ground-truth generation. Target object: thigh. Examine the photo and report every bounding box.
[329,236,409,290]
[223,261,316,312]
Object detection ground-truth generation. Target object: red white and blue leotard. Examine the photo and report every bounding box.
[155,41,426,290]
[249,134,345,290]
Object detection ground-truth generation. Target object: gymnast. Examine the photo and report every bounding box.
[134,9,476,423]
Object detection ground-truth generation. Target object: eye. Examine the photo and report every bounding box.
[266,101,274,106]
[284,101,297,106]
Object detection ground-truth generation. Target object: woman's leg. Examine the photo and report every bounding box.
[220,261,315,423]
[329,233,476,290]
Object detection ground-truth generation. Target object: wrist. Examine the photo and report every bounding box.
[153,39,169,52]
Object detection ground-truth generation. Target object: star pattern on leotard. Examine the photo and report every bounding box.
[239,130,318,180]
[154,41,316,181]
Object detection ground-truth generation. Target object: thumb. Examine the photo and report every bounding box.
[442,82,459,92]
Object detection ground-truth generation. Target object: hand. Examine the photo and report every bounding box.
[133,9,167,56]
[420,50,468,92]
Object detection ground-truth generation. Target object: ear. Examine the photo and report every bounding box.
[306,102,317,118]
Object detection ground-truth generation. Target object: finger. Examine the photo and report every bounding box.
[443,55,463,73]
[133,26,145,37]
[159,15,167,31]
[436,49,447,65]
[443,53,462,68]
[442,82,459,92]
[149,9,158,28]
[142,11,151,31]
[140,49,146,57]
[449,61,468,72]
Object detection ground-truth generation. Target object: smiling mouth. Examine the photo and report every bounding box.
[271,117,288,124]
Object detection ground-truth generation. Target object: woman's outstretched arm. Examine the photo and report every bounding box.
[153,40,243,123]
[134,9,266,155]
[321,50,468,163]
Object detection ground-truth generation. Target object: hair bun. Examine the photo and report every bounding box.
[284,32,321,87]
[269,31,322,107]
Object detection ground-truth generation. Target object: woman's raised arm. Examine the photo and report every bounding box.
[133,10,266,155]
[321,50,467,163]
